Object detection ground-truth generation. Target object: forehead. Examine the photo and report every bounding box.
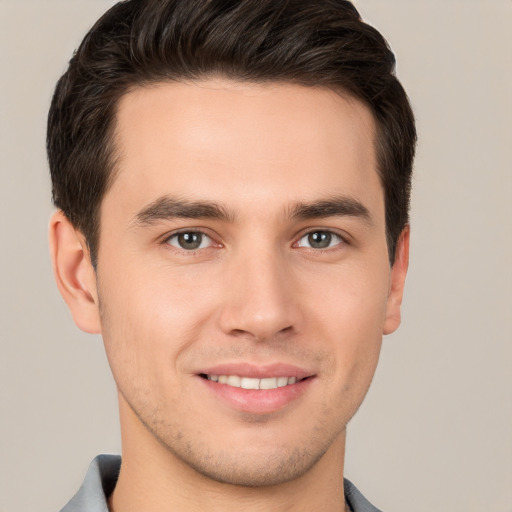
[107,79,381,218]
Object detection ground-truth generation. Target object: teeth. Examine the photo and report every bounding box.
[259,377,277,390]
[226,375,241,387]
[277,376,288,387]
[206,375,300,389]
[241,377,260,390]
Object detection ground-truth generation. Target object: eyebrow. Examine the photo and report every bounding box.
[133,196,236,225]
[289,196,373,225]
[132,194,372,227]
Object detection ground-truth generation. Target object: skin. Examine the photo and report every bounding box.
[50,79,409,512]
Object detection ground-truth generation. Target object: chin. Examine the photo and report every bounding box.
[175,444,329,487]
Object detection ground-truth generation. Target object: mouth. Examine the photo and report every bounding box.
[196,365,314,414]
[199,374,306,390]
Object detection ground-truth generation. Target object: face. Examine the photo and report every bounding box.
[79,80,407,486]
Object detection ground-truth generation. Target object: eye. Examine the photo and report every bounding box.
[296,230,344,250]
[166,231,213,251]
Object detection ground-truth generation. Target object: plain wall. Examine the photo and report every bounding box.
[0,1,510,511]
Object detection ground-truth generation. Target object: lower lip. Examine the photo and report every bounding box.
[199,376,314,414]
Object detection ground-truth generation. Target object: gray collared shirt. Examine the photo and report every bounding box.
[60,454,384,512]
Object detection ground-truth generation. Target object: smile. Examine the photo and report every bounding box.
[202,374,300,390]
[198,367,314,414]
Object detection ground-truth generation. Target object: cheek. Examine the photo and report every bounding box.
[310,259,390,335]
[308,261,389,384]
[97,260,217,388]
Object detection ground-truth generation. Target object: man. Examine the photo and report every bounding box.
[47,0,416,510]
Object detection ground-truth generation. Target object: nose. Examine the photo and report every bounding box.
[218,247,299,342]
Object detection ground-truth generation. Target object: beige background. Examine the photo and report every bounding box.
[1,1,511,511]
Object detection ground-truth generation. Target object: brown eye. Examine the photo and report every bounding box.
[167,231,211,250]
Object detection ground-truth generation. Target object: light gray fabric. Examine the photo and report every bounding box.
[345,478,384,512]
[60,455,120,512]
[60,454,383,512]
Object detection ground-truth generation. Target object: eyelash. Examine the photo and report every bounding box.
[163,228,348,253]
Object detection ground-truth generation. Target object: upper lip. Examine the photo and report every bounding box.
[197,362,314,380]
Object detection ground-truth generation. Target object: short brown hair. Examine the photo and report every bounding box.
[47,0,416,266]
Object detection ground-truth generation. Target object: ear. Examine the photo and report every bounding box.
[383,226,410,335]
[49,210,101,334]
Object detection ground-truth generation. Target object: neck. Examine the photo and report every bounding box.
[109,397,349,512]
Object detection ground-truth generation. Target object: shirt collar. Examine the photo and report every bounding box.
[60,454,382,512]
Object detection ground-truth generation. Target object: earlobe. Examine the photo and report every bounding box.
[383,226,410,335]
[49,210,101,334]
